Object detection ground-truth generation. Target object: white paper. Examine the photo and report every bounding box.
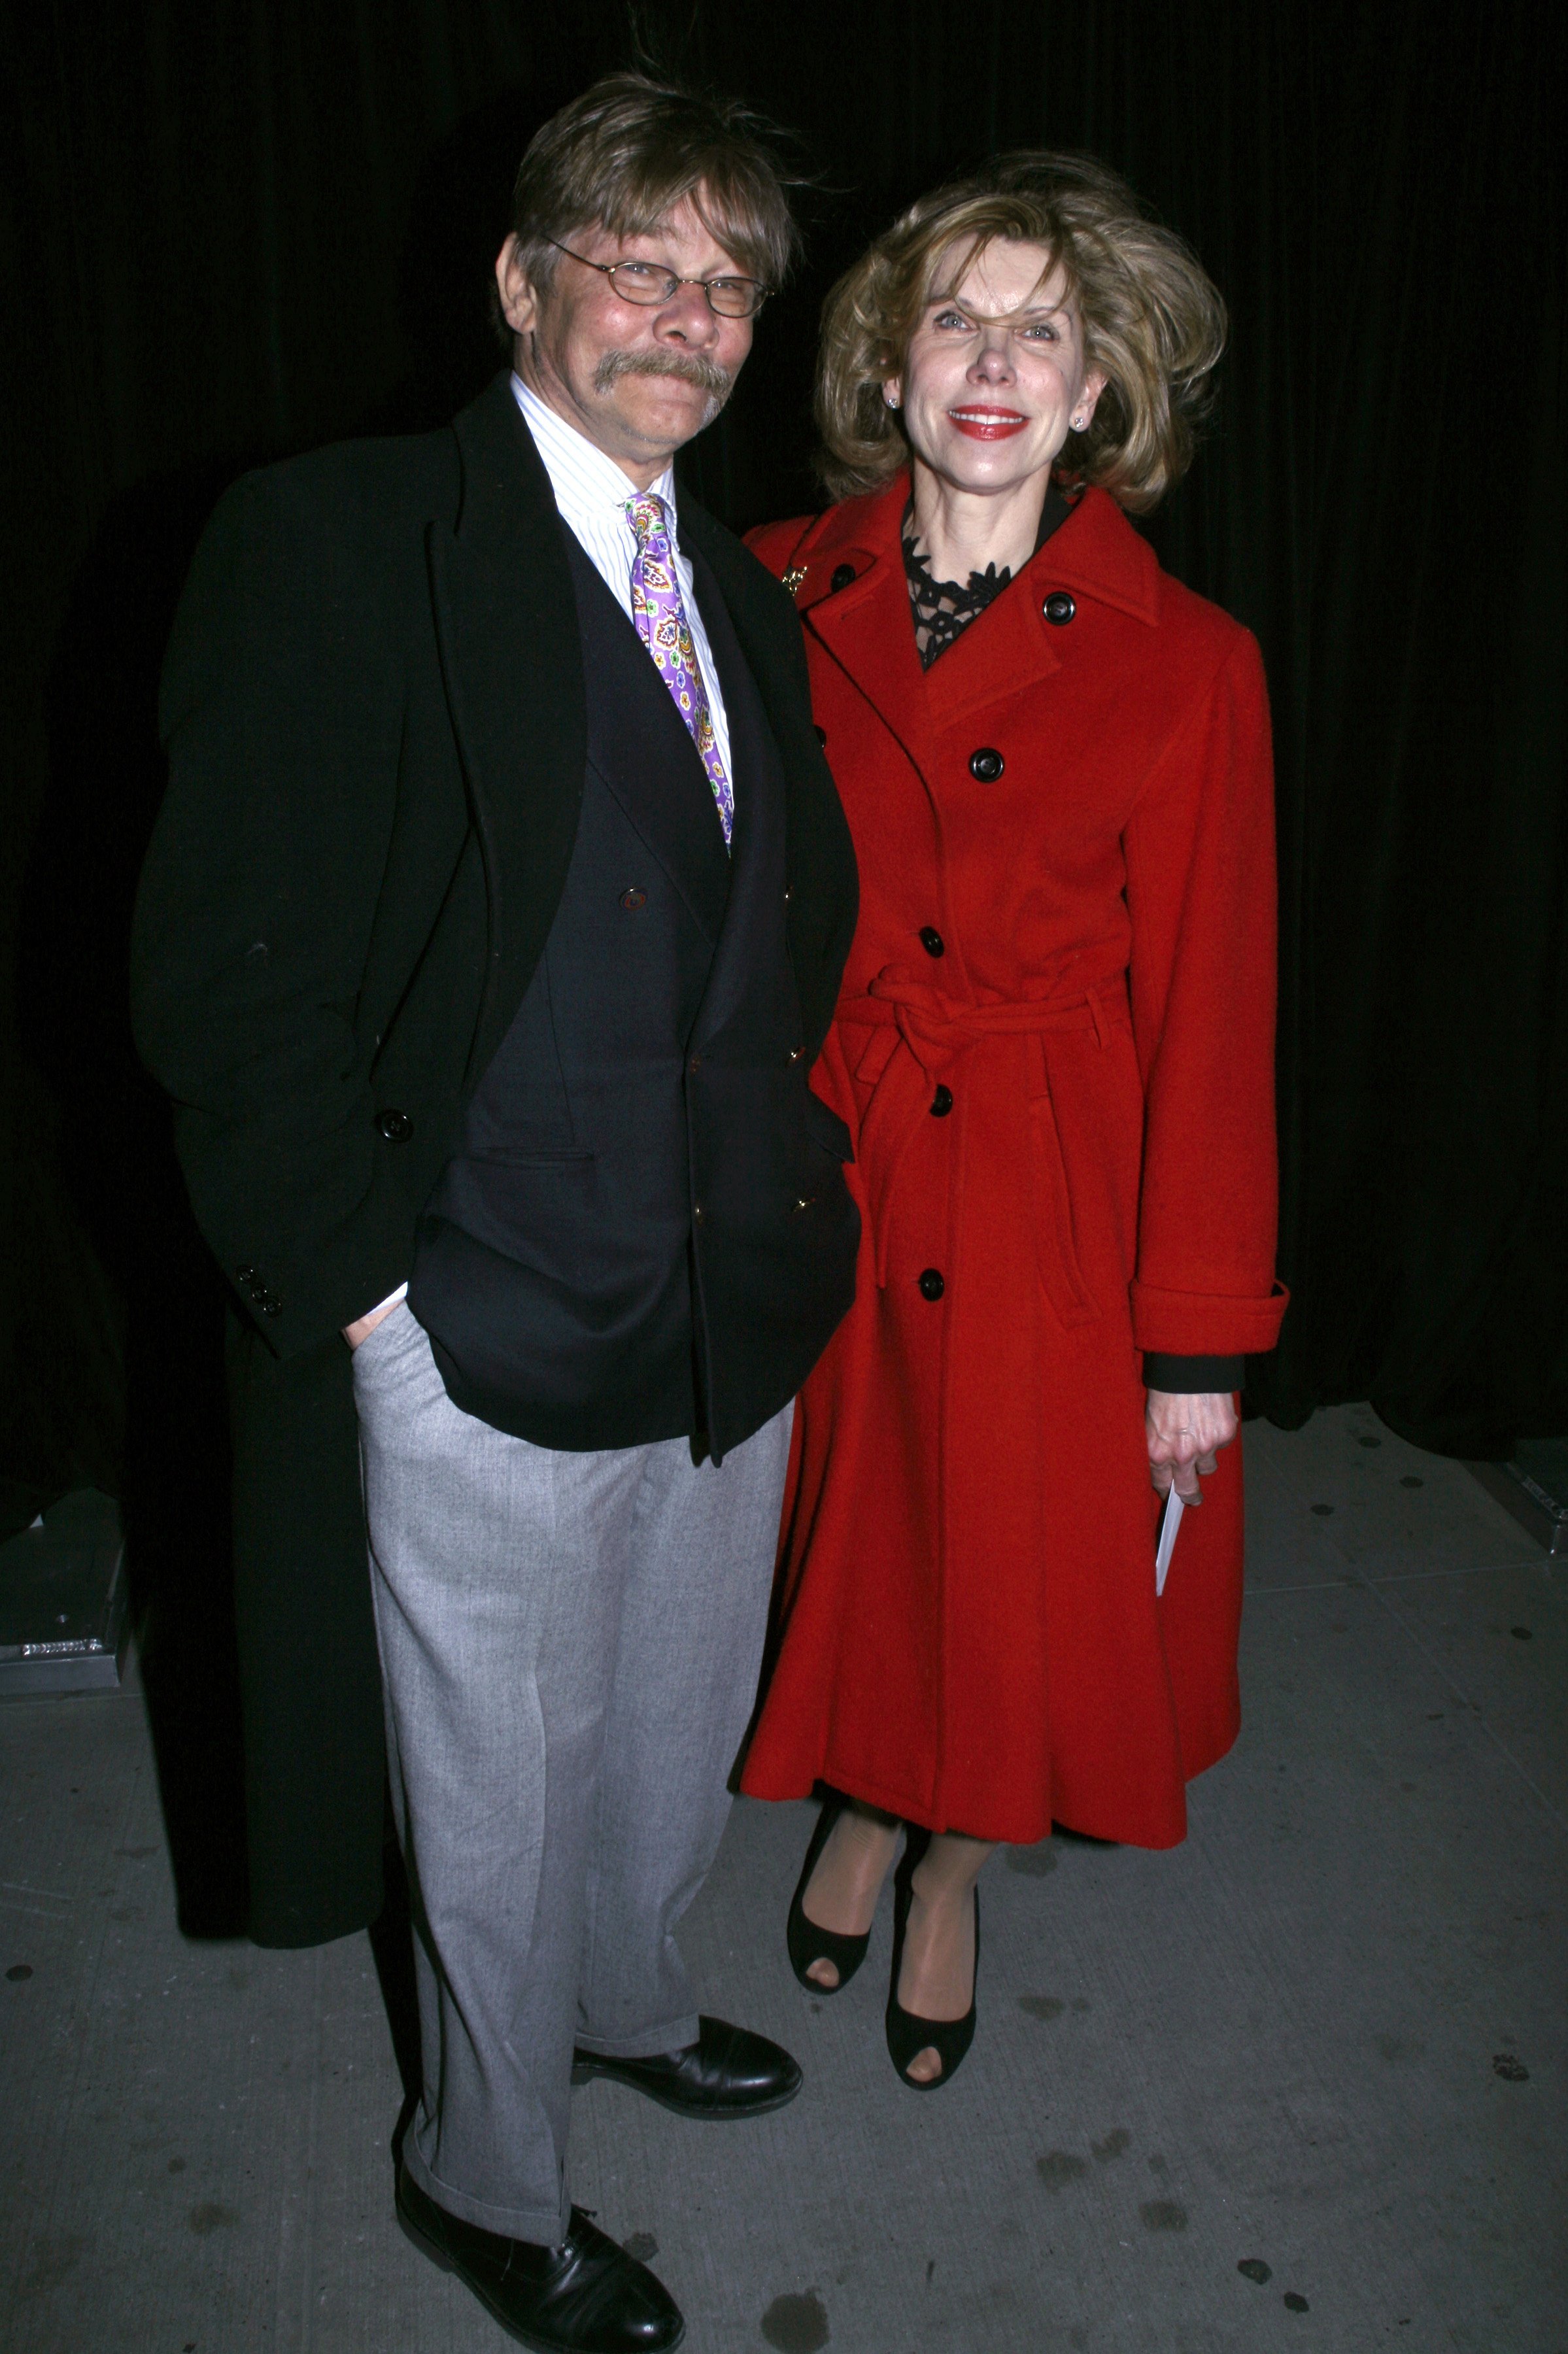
[1155,1490,1185,1595]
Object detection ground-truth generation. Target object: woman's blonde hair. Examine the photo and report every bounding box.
[815,153,1225,512]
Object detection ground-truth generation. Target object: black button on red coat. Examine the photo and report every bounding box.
[1043,591,1076,625]
[918,1268,946,1301]
[930,1084,954,1117]
[919,927,945,957]
[968,747,1004,781]
[831,563,856,592]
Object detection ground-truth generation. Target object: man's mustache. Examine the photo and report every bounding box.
[592,349,735,409]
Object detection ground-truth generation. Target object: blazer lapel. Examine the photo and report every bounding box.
[426,373,585,1082]
[683,539,786,1049]
[678,496,859,1065]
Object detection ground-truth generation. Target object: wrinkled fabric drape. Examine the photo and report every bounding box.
[3,0,1563,1524]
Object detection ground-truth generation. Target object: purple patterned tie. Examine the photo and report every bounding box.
[626,492,734,847]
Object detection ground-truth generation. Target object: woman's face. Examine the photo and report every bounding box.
[889,239,1106,498]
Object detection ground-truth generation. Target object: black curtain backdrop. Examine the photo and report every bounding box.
[4,0,1564,1507]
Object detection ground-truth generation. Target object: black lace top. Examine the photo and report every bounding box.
[903,483,1072,670]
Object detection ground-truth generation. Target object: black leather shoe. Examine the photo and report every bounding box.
[396,2161,683,2353]
[571,2015,802,2120]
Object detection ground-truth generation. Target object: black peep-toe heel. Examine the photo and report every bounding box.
[884,1833,980,2091]
[786,1796,872,1994]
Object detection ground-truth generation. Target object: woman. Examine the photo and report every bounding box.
[742,154,1287,2090]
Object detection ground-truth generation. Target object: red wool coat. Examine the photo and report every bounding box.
[741,477,1287,1850]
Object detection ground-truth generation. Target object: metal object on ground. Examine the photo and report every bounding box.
[0,1490,128,1696]
[1467,1439,1568,1556]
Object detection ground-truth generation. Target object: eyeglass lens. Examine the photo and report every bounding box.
[607,262,762,318]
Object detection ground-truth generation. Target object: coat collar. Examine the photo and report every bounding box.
[789,479,932,770]
[789,473,1163,733]
[429,373,587,1085]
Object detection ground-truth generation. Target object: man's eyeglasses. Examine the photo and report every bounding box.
[546,237,768,320]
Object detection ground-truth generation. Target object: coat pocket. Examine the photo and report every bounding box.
[1029,1047,1098,1328]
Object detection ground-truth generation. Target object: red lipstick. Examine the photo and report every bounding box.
[947,407,1029,440]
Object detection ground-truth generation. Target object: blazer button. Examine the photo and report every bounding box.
[830,563,856,592]
[692,1203,707,1224]
[813,725,827,748]
[968,746,1004,782]
[930,1083,954,1117]
[918,1268,946,1301]
[620,887,648,910]
[1043,590,1076,625]
[376,1108,412,1142]
[919,926,945,957]
[235,1265,257,1284]
[788,1046,805,1063]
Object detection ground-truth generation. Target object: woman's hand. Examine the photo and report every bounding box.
[1145,1389,1238,1503]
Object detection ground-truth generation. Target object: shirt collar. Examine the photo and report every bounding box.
[511,372,678,534]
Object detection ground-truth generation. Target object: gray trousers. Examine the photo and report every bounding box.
[352,1305,791,2243]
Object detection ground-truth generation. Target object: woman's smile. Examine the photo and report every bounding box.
[946,405,1029,438]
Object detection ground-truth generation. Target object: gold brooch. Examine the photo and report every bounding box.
[781,564,808,596]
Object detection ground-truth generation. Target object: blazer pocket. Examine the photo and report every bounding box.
[468,1144,595,1167]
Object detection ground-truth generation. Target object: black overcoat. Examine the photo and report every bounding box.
[131,373,858,1947]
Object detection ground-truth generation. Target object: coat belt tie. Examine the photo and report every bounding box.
[835,971,1131,1317]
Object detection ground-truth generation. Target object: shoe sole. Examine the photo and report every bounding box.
[396,2196,687,2353]
[396,2196,455,2270]
[570,2062,803,2122]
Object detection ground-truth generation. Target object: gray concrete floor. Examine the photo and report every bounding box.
[3,1405,1563,2353]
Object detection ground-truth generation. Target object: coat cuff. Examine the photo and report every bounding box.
[1130,1278,1288,1356]
[1142,1352,1244,1393]
[218,1186,418,1359]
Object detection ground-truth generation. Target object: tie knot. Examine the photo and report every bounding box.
[627,492,670,547]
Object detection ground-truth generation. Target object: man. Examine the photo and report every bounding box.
[132,73,859,2354]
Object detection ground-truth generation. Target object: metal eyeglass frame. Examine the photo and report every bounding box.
[544,236,769,320]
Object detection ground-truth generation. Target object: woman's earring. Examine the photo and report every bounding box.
[885,388,900,409]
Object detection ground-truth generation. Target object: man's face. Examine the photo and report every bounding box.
[496,195,756,486]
